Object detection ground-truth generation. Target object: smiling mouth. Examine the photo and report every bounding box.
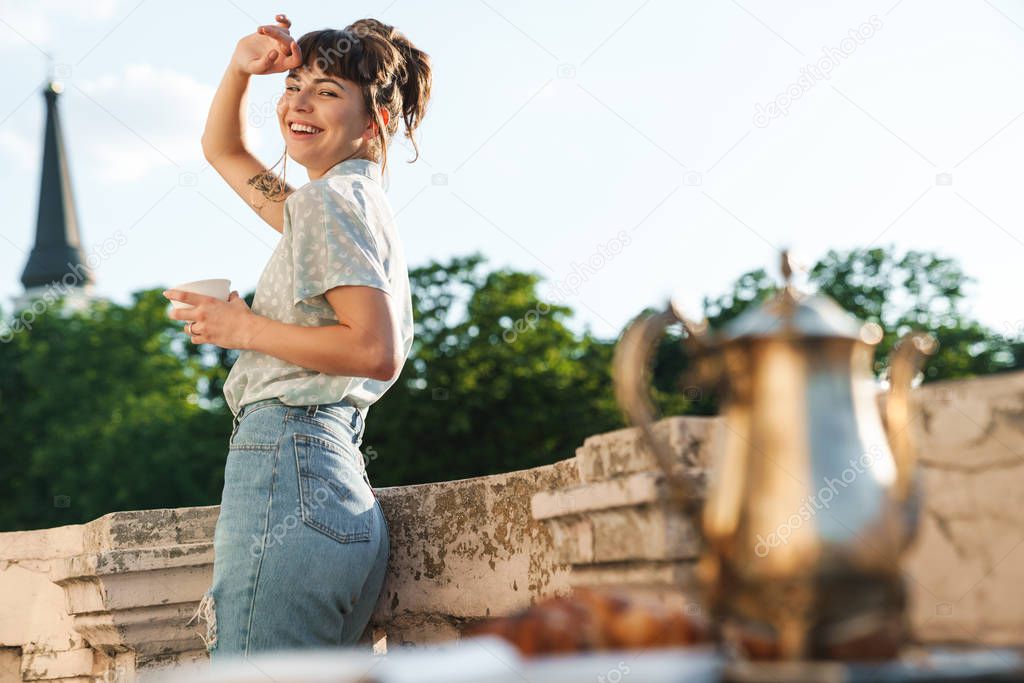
[288,122,324,138]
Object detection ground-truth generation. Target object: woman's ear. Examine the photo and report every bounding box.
[363,107,390,141]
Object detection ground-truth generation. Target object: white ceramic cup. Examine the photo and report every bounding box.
[167,278,231,310]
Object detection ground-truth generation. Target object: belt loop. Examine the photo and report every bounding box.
[350,407,362,445]
[306,405,318,417]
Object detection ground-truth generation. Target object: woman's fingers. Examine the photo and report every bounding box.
[258,25,296,56]
[283,42,302,68]
[250,17,302,72]
[259,25,290,44]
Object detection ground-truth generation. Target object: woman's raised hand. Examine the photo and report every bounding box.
[233,14,303,76]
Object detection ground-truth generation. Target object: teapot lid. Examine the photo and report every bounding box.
[715,251,883,344]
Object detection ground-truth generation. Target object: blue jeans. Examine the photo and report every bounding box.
[197,397,390,659]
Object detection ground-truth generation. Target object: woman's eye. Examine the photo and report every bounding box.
[319,90,337,97]
[285,85,299,92]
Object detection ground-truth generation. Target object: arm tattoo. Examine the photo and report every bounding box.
[246,170,291,208]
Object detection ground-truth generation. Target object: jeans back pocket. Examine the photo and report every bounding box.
[292,433,374,543]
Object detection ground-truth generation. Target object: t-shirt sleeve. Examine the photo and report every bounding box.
[290,183,391,308]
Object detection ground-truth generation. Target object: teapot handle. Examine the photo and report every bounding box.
[885,331,938,502]
[612,302,704,504]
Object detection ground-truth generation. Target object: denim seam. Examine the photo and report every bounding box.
[242,416,288,656]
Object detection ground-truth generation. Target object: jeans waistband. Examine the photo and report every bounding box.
[232,397,364,443]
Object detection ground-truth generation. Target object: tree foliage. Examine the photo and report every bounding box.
[363,254,623,485]
[696,246,1022,381]
[0,291,227,531]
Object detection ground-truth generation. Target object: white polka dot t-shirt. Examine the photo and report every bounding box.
[222,158,413,418]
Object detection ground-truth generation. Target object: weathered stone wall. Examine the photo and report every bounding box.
[369,458,579,644]
[0,508,218,681]
[902,371,1024,644]
[0,524,92,682]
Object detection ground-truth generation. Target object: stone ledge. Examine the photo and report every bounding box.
[54,543,214,581]
[574,415,724,484]
[532,471,675,520]
[570,560,699,589]
[0,524,83,564]
[19,646,94,682]
[82,507,219,552]
[536,476,704,567]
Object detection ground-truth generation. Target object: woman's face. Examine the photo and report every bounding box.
[277,64,373,179]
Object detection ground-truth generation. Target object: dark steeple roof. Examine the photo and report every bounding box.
[20,81,93,290]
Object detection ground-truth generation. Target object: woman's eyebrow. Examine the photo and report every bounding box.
[309,78,346,91]
[313,78,346,90]
[285,71,346,90]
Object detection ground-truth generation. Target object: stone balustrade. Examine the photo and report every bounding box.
[2,370,1023,681]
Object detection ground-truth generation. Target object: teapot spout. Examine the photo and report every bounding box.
[885,332,938,501]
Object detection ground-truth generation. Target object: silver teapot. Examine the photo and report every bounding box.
[612,252,936,660]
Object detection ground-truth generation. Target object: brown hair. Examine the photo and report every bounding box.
[294,18,432,176]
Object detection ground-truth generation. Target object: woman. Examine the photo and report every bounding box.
[163,14,431,657]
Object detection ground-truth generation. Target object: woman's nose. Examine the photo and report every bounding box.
[292,89,314,111]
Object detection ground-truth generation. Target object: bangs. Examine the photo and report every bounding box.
[295,29,371,85]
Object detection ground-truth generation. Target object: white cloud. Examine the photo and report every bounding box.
[76,64,217,182]
[0,128,37,168]
[0,0,119,51]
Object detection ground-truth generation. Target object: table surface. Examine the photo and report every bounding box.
[723,647,1024,683]
[154,640,1024,683]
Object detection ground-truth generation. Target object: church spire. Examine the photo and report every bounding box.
[19,79,93,291]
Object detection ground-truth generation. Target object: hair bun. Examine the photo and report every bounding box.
[382,26,431,145]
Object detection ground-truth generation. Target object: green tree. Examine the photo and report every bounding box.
[0,291,230,531]
[690,246,1021,386]
[363,254,624,485]
[808,247,1018,379]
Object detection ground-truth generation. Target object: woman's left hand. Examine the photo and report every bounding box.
[163,289,257,349]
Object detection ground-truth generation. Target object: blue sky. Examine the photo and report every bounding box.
[1,0,1022,340]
